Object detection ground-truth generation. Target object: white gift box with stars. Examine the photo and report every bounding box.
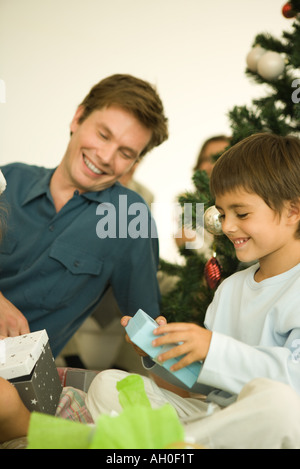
[0,330,62,414]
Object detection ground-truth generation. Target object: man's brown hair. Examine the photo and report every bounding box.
[78,74,168,157]
[210,132,300,237]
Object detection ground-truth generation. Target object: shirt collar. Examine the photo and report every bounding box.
[21,168,55,206]
[21,167,118,206]
[82,183,119,204]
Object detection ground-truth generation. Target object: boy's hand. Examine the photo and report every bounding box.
[121,315,167,357]
[152,322,212,371]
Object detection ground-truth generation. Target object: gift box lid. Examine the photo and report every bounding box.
[0,330,50,380]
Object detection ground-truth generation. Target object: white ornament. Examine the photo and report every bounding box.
[246,46,266,72]
[0,170,6,195]
[257,51,285,81]
[204,205,223,236]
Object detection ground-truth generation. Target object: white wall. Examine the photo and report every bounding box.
[0,0,292,261]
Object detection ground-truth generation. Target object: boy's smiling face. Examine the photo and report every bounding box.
[215,188,300,277]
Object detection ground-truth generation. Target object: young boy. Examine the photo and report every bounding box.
[85,133,300,448]
[150,132,300,393]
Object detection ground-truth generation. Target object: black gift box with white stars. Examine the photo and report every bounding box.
[0,330,62,415]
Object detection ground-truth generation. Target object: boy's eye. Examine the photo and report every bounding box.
[237,213,248,219]
[99,132,109,140]
[218,213,225,221]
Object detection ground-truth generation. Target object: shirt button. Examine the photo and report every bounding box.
[73,260,80,267]
[49,225,55,231]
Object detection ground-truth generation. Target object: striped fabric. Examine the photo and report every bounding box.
[55,386,94,424]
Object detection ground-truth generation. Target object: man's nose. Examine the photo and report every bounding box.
[96,142,116,166]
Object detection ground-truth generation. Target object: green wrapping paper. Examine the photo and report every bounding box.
[27,374,185,449]
[117,373,152,408]
[27,412,92,449]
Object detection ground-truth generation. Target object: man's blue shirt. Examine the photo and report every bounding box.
[0,163,160,356]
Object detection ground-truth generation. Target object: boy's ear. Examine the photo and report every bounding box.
[286,199,300,225]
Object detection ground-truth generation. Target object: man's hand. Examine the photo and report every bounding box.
[0,292,30,337]
[121,315,167,357]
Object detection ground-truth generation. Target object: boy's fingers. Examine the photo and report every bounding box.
[120,315,132,327]
[155,315,167,325]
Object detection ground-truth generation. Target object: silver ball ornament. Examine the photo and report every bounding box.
[204,206,223,236]
[246,46,266,72]
[257,51,285,81]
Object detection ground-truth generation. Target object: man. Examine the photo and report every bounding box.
[0,74,168,357]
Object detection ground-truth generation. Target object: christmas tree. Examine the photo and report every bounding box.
[160,0,300,326]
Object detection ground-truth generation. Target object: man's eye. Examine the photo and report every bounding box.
[99,132,108,140]
[237,213,248,219]
[121,150,134,159]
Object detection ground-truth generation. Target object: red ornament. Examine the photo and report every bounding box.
[282,2,296,18]
[204,256,222,289]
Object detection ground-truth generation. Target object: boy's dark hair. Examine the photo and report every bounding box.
[210,132,300,238]
[78,74,168,158]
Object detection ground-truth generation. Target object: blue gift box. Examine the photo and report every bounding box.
[126,309,202,388]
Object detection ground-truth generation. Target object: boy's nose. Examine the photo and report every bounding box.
[222,216,237,235]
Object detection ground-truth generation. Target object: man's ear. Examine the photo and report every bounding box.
[70,105,85,134]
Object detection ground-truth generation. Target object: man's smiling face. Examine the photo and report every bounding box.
[60,105,152,193]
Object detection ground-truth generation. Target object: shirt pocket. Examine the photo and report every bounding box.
[49,241,102,276]
[25,240,103,311]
